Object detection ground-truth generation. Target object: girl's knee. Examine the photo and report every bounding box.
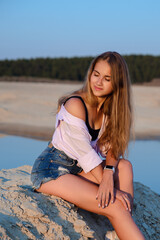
[118,159,133,177]
[101,199,127,220]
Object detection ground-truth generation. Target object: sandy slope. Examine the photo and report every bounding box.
[0,81,160,140]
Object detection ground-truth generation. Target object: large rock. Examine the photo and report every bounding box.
[0,166,159,240]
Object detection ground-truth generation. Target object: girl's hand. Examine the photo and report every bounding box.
[114,189,132,212]
[96,170,114,208]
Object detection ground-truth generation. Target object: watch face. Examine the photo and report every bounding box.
[106,166,113,169]
[104,165,115,173]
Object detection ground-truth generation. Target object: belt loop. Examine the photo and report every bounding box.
[48,142,53,148]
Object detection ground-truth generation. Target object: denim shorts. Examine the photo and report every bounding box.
[31,143,83,190]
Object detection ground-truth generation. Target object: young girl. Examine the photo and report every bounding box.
[31,52,145,240]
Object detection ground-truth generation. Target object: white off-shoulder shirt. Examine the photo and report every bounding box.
[51,104,109,173]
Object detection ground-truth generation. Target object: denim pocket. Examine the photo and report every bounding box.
[49,151,75,167]
[31,146,76,174]
[32,156,51,173]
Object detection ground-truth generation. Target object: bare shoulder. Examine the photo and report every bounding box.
[64,97,86,121]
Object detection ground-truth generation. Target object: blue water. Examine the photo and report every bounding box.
[0,135,159,195]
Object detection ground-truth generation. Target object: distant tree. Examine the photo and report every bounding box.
[0,55,160,83]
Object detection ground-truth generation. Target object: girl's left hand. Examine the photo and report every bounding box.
[96,170,114,208]
[114,189,132,212]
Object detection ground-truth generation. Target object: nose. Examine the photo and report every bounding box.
[96,77,103,85]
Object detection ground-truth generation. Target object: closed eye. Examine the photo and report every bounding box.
[93,70,111,80]
[93,70,99,77]
[94,73,99,77]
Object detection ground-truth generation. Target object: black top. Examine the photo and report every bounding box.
[63,96,100,141]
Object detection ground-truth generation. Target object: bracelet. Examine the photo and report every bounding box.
[104,165,115,174]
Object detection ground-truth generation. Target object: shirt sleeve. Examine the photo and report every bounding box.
[52,105,102,173]
[61,121,102,173]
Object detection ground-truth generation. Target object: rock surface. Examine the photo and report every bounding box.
[0,165,159,240]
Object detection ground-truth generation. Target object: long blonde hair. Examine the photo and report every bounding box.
[58,52,133,159]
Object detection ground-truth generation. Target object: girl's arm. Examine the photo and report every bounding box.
[90,164,103,183]
[95,149,119,208]
[90,154,131,211]
[90,149,118,183]
[106,149,119,169]
[62,98,103,173]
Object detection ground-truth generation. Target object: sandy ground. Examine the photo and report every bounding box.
[0,81,160,140]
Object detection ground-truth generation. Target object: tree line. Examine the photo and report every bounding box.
[0,55,159,83]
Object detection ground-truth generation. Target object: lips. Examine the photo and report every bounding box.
[94,85,103,91]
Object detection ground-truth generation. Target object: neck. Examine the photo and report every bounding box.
[97,97,106,112]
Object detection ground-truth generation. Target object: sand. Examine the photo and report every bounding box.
[0,81,160,140]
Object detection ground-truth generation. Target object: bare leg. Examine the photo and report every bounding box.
[114,159,134,209]
[37,174,145,240]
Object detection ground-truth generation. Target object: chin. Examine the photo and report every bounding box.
[93,94,106,99]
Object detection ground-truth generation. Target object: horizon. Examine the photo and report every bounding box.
[1,53,160,62]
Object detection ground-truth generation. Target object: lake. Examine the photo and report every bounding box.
[0,135,159,195]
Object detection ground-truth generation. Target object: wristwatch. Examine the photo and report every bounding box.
[104,165,115,174]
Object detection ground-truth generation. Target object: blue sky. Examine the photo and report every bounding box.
[0,0,160,60]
